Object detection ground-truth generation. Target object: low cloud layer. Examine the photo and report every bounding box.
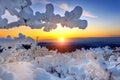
[0,0,88,32]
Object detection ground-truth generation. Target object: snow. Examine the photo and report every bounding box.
[0,37,120,80]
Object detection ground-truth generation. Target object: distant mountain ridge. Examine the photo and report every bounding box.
[38,37,120,52]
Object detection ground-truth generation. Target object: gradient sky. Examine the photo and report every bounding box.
[0,0,120,41]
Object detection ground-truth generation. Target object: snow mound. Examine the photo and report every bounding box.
[0,42,120,80]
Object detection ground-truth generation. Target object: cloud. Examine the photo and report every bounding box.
[0,0,88,32]
[32,0,72,11]
[31,0,50,4]
[39,0,50,4]
[83,10,98,18]
[59,3,72,11]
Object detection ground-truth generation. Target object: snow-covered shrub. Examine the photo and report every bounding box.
[0,41,120,80]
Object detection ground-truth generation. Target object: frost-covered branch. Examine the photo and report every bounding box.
[0,0,88,31]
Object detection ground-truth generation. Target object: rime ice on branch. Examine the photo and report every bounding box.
[0,0,88,31]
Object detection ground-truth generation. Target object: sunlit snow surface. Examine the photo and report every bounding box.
[0,39,120,80]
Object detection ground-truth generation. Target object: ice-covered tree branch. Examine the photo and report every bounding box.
[0,0,88,32]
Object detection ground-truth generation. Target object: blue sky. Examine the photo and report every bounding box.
[31,0,120,23]
[30,0,120,36]
[31,0,120,17]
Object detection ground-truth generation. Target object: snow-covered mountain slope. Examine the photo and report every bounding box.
[0,38,120,80]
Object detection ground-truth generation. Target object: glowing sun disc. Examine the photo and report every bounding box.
[59,37,65,42]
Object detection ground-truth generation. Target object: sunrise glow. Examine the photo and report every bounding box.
[0,0,120,41]
[59,37,65,43]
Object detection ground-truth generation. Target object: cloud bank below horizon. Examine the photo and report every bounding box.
[0,0,88,32]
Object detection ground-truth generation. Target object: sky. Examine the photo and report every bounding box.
[0,0,120,41]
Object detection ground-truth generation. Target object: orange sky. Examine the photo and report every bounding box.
[0,24,119,41]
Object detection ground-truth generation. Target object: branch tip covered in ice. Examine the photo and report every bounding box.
[0,0,88,31]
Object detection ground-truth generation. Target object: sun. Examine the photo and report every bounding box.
[59,37,65,43]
